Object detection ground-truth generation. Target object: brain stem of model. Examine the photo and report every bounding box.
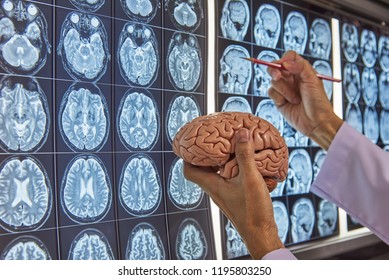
[173,112,288,192]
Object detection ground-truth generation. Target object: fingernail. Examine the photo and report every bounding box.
[237,128,249,143]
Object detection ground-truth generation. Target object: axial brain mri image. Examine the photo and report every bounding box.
[173,112,288,192]
[61,155,111,224]
[167,32,202,92]
[255,99,284,136]
[361,67,378,106]
[225,220,248,259]
[272,201,289,243]
[0,0,51,75]
[0,156,52,232]
[221,96,252,113]
[0,76,50,153]
[360,29,377,67]
[341,23,359,63]
[176,218,207,260]
[254,4,281,49]
[309,19,331,60]
[70,0,105,12]
[219,45,251,95]
[283,11,308,54]
[117,89,159,151]
[286,149,312,195]
[345,103,363,133]
[120,0,159,22]
[343,63,361,103]
[379,35,389,71]
[220,0,249,41]
[381,109,389,144]
[119,154,161,216]
[1,236,51,260]
[291,197,315,243]
[313,60,333,100]
[379,71,389,109]
[118,23,159,87]
[363,106,379,143]
[126,222,165,260]
[253,51,279,97]
[317,199,337,237]
[165,0,203,32]
[59,83,109,152]
[68,228,114,260]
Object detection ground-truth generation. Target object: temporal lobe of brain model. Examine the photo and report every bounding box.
[173,112,288,191]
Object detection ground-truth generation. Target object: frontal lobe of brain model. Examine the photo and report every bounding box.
[173,112,288,192]
[1,236,51,260]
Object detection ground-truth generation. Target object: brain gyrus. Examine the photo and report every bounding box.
[1,236,51,260]
[0,156,52,232]
[121,0,159,23]
[173,112,288,191]
[176,218,207,260]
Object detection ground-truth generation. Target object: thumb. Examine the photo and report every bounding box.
[234,128,260,176]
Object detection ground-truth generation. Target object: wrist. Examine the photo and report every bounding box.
[309,115,343,150]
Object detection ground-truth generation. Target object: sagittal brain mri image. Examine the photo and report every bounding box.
[360,29,377,67]
[58,12,110,82]
[253,51,279,97]
[0,156,52,232]
[225,219,248,259]
[118,23,159,87]
[291,198,315,243]
[343,63,361,103]
[380,71,389,109]
[0,76,50,153]
[167,32,202,92]
[126,222,165,260]
[255,99,283,135]
[379,35,389,71]
[70,0,105,12]
[219,45,251,94]
[364,106,379,143]
[61,155,111,224]
[313,60,333,100]
[273,201,289,243]
[283,11,308,54]
[254,4,281,49]
[271,181,285,197]
[166,95,200,143]
[313,149,326,181]
[1,236,51,260]
[362,67,378,106]
[220,0,249,41]
[309,19,331,60]
[59,83,109,152]
[221,96,251,113]
[176,218,207,260]
[117,89,159,151]
[317,199,337,237]
[341,23,359,63]
[120,0,159,23]
[166,0,203,32]
[283,121,297,147]
[168,158,203,210]
[345,103,363,133]
[0,0,51,75]
[68,228,114,260]
[380,109,389,144]
[286,149,312,195]
[119,154,161,216]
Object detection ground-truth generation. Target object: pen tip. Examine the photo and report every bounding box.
[241,57,251,61]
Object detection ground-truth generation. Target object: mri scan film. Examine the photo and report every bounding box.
[224,219,248,259]
[120,0,159,22]
[286,149,312,195]
[361,67,378,106]
[343,63,361,103]
[220,0,249,41]
[313,60,333,100]
[176,218,207,260]
[379,35,389,71]
[345,103,363,133]
[255,99,284,136]
[1,236,51,260]
[253,51,279,97]
[291,197,315,243]
[273,201,289,243]
[317,199,337,237]
[363,106,379,144]
[341,23,359,63]
[360,29,377,67]
[309,19,331,60]
[221,96,251,113]
[379,71,389,109]
[283,11,308,54]
[165,0,204,32]
[70,0,105,12]
[254,4,281,48]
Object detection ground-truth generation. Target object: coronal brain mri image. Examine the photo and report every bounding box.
[0,76,49,153]
[68,228,114,260]
[221,96,251,113]
[360,29,377,67]
[165,0,204,32]
[381,109,389,144]
[341,23,359,63]
[120,0,159,22]
[286,149,312,195]
[291,197,315,243]
[345,103,363,133]
[117,89,159,151]
[255,99,283,136]
[119,154,161,216]
[118,23,159,87]
[317,199,337,237]
[363,106,379,143]
[59,83,109,152]
[0,156,52,232]
[361,67,378,106]
[254,4,281,49]
[283,11,308,54]
[379,71,389,109]
[343,63,361,103]
[126,222,165,260]
[313,60,333,100]
[225,220,248,259]
[272,201,289,243]
[379,35,389,71]
[1,236,51,260]
[220,0,249,41]
[0,0,51,75]
[70,0,105,12]
[309,19,331,60]
[167,32,202,92]
[176,218,207,260]
[61,155,111,224]
[58,12,110,82]
[219,45,251,95]
[168,158,203,210]
[253,51,279,97]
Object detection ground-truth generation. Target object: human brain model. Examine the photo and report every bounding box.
[173,112,288,192]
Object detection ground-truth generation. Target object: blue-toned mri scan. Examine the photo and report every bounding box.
[384,146,389,152]
[360,29,377,67]
[1,236,51,260]
[317,199,337,237]
[70,0,105,12]
[168,158,203,210]
[118,22,159,87]
[313,149,326,181]
[59,83,109,152]
[273,201,289,243]
[362,67,378,106]
[343,63,361,103]
[313,60,333,100]
[283,121,308,147]
[220,0,249,41]
[61,155,111,224]
[167,32,202,91]
[68,228,114,260]
[363,106,379,143]
[176,218,207,260]
[120,0,159,22]
[286,149,312,195]
[345,103,363,133]
[117,89,159,151]
[255,99,284,135]
[271,181,285,197]
[283,11,308,54]
[119,154,161,216]
[379,71,389,109]
[309,19,331,60]
[379,35,389,71]
[221,96,252,113]
[225,219,248,259]
[291,197,315,243]
[0,156,52,232]
[253,51,279,97]
[0,76,50,153]
[380,109,389,145]
[0,0,51,75]
[165,0,204,32]
[254,4,281,48]
[126,222,165,260]
[341,23,359,63]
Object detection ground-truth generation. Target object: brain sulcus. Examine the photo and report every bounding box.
[173,112,288,192]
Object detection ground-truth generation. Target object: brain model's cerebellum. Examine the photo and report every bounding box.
[172,112,288,191]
